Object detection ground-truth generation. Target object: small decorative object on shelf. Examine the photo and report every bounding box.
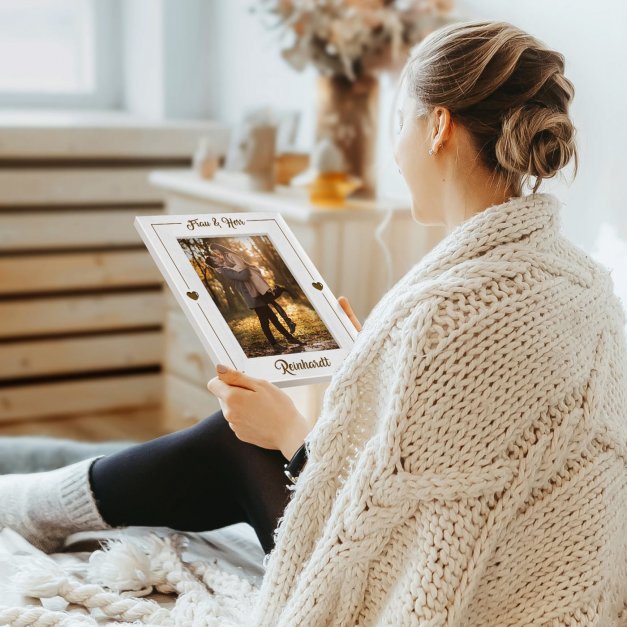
[273,109,310,184]
[192,136,221,179]
[215,107,278,192]
[215,106,310,192]
[252,0,458,199]
[274,152,310,185]
[290,137,361,207]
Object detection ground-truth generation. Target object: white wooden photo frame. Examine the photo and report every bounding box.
[134,211,359,387]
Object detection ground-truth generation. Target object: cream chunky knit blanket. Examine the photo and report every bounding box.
[253,192,627,626]
[6,192,627,626]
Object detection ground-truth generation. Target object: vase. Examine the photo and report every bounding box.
[314,73,379,200]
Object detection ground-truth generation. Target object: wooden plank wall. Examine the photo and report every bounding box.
[0,115,231,437]
[0,165,177,425]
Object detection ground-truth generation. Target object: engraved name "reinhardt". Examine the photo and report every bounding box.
[275,356,332,375]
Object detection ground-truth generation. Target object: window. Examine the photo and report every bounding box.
[0,0,121,108]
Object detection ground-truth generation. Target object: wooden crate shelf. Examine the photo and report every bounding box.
[0,110,230,436]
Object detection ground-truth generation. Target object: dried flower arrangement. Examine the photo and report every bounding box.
[250,0,456,81]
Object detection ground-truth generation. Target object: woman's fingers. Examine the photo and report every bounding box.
[207,376,235,399]
[338,295,362,331]
[209,366,266,394]
[208,374,254,400]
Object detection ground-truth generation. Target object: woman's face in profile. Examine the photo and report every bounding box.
[394,87,464,227]
[393,90,442,225]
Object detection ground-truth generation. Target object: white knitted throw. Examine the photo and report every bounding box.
[5,192,627,626]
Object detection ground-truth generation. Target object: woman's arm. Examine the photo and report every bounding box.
[227,253,248,271]
[279,412,314,461]
[215,266,251,281]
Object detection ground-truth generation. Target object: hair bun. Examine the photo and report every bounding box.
[398,20,579,194]
[496,102,577,181]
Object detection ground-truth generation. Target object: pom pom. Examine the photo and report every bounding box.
[88,534,156,593]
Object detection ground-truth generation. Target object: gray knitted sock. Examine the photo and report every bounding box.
[0,455,114,553]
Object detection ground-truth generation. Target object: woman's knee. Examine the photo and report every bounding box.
[184,409,238,456]
[194,408,228,434]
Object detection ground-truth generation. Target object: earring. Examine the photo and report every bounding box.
[429,148,434,156]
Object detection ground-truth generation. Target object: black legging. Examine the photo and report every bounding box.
[89,409,293,555]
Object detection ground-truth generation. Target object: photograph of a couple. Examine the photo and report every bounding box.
[177,234,340,358]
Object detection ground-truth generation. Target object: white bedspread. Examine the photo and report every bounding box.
[0,522,266,622]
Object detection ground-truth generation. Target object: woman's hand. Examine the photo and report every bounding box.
[207,365,313,461]
[338,295,362,332]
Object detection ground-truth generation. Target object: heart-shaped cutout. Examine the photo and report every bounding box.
[312,282,323,290]
[186,291,199,300]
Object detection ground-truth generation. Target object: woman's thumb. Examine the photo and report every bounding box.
[338,295,361,331]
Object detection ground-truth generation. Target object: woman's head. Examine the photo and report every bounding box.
[207,246,226,262]
[209,243,231,257]
[204,254,222,269]
[392,20,578,226]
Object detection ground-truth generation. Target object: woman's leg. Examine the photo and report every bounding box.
[268,299,296,331]
[89,409,293,554]
[272,285,296,300]
[254,306,279,345]
[264,305,303,344]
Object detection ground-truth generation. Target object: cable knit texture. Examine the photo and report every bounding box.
[4,192,626,626]
[252,191,627,626]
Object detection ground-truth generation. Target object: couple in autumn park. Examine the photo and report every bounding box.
[204,242,305,352]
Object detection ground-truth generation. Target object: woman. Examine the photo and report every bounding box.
[1,19,625,626]
[204,250,303,350]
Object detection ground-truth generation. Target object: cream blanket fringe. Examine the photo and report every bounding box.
[0,531,259,626]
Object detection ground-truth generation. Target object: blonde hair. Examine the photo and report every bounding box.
[391,19,579,195]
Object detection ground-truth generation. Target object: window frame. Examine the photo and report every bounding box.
[0,0,123,109]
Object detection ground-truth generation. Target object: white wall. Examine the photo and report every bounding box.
[123,0,164,118]
[205,0,317,152]
[122,0,215,120]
